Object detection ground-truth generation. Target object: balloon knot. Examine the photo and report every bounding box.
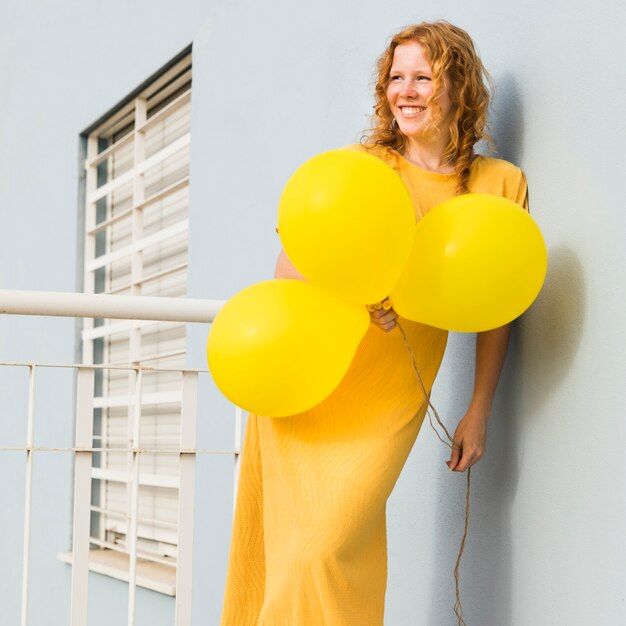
[366,299,392,312]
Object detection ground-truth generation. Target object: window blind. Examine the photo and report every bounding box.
[82,52,192,571]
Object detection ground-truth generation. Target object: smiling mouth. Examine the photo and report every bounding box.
[399,106,426,117]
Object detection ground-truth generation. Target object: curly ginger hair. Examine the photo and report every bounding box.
[362,21,493,195]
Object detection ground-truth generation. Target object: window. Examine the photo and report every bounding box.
[79,48,192,592]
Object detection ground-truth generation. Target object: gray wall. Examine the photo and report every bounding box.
[1,0,624,625]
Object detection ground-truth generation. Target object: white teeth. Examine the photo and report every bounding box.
[401,106,426,116]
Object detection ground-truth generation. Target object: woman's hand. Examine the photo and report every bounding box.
[446,411,487,472]
[446,323,510,472]
[369,306,398,333]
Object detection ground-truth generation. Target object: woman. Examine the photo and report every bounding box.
[220,20,528,626]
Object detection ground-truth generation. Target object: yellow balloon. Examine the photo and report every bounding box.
[390,193,547,332]
[206,279,370,417]
[277,149,415,305]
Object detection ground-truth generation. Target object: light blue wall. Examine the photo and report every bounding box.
[0,2,220,626]
[1,0,625,624]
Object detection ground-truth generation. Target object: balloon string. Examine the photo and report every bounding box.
[396,320,470,626]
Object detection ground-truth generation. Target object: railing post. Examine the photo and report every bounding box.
[20,365,36,626]
[175,371,198,626]
[233,406,243,516]
[127,367,143,626]
[70,367,95,626]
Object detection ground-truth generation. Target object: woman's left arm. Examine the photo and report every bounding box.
[446,322,512,472]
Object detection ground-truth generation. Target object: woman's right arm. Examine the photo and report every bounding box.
[274,248,396,332]
[274,248,307,280]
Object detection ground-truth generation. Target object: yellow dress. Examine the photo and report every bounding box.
[219,145,528,626]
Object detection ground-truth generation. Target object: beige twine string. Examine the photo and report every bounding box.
[396,319,471,626]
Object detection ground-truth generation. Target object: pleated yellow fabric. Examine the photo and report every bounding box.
[219,145,528,626]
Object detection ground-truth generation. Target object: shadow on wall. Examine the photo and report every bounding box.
[517,245,586,415]
[489,73,524,164]
[426,246,585,625]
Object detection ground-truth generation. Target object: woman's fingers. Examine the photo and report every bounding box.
[447,416,487,472]
[446,443,462,471]
[370,307,398,332]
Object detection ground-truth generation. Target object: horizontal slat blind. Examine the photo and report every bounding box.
[83,54,192,573]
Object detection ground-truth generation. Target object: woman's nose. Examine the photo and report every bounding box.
[399,81,417,98]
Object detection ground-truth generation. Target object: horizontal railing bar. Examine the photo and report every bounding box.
[0,361,210,373]
[0,289,221,323]
[0,446,237,454]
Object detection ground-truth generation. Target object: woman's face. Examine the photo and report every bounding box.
[386,41,453,141]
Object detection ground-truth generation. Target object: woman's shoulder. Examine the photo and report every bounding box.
[472,155,525,179]
[471,155,528,209]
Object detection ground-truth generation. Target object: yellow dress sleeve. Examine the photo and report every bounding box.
[513,168,530,212]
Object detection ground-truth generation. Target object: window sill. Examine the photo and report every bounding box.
[57,549,176,596]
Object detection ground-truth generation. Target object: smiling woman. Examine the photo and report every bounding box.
[366,21,493,193]
[219,20,528,626]
[386,41,453,160]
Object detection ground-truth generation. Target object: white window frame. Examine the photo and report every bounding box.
[76,47,193,594]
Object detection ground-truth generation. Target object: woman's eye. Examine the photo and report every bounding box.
[416,75,431,81]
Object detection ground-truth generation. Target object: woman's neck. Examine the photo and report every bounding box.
[402,135,454,174]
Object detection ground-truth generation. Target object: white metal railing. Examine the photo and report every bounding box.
[0,290,240,626]
[0,289,223,322]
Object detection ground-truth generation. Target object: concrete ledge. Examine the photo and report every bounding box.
[57,549,176,596]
